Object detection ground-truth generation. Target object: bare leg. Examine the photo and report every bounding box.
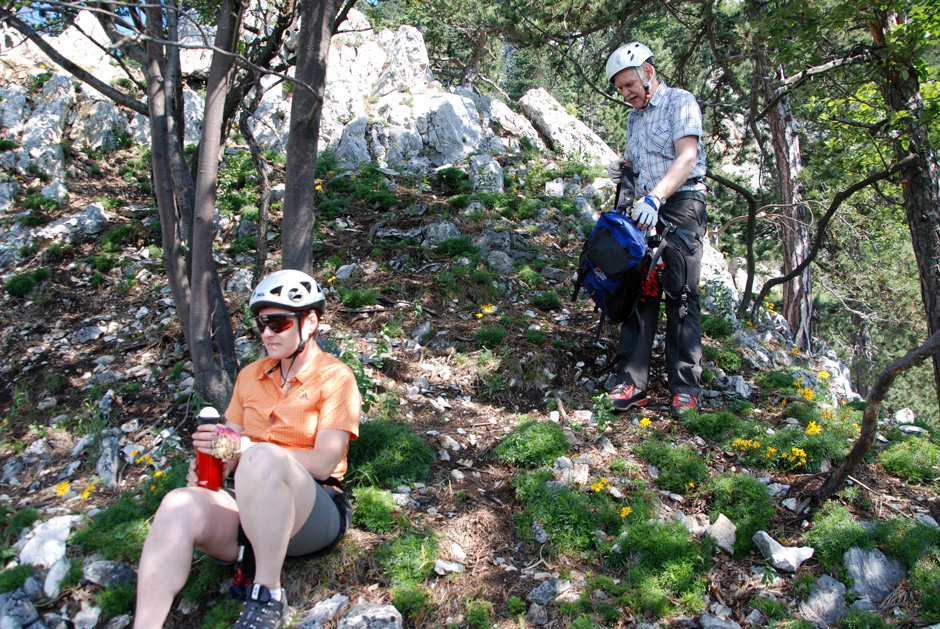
[233,443,317,590]
[133,487,240,629]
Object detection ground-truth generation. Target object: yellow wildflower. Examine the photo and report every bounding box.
[805,421,821,435]
[55,481,71,497]
[81,484,95,500]
[639,417,652,428]
[620,506,633,518]
[817,371,830,380]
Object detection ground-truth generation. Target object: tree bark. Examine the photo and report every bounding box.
[871,12,940,412]
[190,0,243,407]
[816,327,940,501]
[281,0,341,272]
[754,31,813,349]
[239,78,274,287]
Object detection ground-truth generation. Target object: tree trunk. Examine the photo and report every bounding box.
[281,0,341,272]
[239,77,274,287]
[873,12,940,411]
[755,44,813,349]
[190,0,243,407]
[816,327,940,501]
[851,310,873,398]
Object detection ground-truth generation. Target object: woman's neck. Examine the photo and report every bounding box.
[278,342,315,384]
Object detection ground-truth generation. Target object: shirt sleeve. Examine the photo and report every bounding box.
[315,363,361,440]
[670,90,703,144]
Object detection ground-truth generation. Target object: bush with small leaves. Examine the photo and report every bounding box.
[803,502,871,569]
[475,325,507,348]
[495,419,568,468]
[708,473,773,553]
[878,436,940,483]
[352,486,398,533]
[530,291,562,310]
[346,419,435,488]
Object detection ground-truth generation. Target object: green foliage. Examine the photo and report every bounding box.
[512,469,621,553]
[376,529,438,587]
[392,584,431,620]
[95,582,136,620]
[870,517,940,569]
[494,419,568,467]
[24,192,57,213]
[346,419,435,488]
[878,436,940,483]
[525,328,545,344]
[365,188,398,210]
[838,609,889,629]
[352,486,398,533]
[226,236,257,256]
[517,265,542,287]
[531,291,562,310]
[0,565,33,593]
[200,599,244,628]
[87,253,118,274]
[756,371,800,393]
[436,167,471,195]
[464,599,494,629]
[0,139,19,151]
[702,345,742,373]
[507,597,526,616]
[910,552,940,623]
[101,224,139,252]
[708,473,773,553]
[319,198,348,219]
[475,325,507,348]
[701,314,734,339]
[28,71,52,93]
[434,236,478,257]
[634,440,708,495]
[804,502,871,569]
[5,268,52,297]
[681,410,738,440]
[750,596,788,620]
[337,287,379,308]
[69,493,151,561]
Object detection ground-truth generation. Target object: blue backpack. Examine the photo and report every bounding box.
[572,168,651,332]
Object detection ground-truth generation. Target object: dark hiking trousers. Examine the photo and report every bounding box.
[616,193,707,397]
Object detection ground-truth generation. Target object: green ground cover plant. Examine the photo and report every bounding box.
[494,419,568,467]
[352,486,398,533]
[376,529,438,587]
[708,472,773,553]
[803,502,871,569]
[346,419,435,488]
[878,436,940,483]
[634,440,708,495]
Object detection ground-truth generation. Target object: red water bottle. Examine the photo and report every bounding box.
[196,407,223,490]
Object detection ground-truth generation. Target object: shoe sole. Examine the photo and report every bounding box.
[612,398,647,412]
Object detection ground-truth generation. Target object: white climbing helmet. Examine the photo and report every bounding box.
[605,42,654,84]
[249,270,326,315]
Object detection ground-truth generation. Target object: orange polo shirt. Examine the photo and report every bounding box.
[224,343,361,481]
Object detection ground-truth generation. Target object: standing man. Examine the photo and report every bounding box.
[604,42,708,418]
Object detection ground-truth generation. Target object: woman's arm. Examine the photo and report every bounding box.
[285,428,350,480]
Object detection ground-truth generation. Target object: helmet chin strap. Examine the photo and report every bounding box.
[265,313,310,388]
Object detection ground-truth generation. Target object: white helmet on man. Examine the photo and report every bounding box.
[605,42,654,84]
[249,269,326,315]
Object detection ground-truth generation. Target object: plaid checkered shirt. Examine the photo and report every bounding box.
[624,82,706,198]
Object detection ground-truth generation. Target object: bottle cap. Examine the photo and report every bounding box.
[198,407,220,421]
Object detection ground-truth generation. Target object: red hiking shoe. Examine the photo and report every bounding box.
[670,393,699,418]
[609,383,648,411]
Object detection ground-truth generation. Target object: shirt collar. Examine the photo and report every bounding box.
[257,341,324,384]
[644,82,669,110]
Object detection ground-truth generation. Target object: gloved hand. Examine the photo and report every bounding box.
[632,194,662,230]
[210,425,255,460]
[607,159,623,183]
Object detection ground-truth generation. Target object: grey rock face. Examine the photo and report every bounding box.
[295,594,350,629]
[752,531,814,572]
[421,221,461,248]
[34,202,110,247]
[519,88,617,166]
[527,578,573,605]
[83,560,136,587]
[843,547,906,604]
[469,154,504,193]
[707,513,737,554]
[799,574,846,628]
[699,613,741,629]
[373,26,429,97]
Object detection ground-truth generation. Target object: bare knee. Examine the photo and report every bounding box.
[235,443,289,487]
[150,487,213,539]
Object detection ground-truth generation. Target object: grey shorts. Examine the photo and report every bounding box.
[214,480,342,560]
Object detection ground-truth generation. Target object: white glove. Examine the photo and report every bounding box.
[632,194,662,229]
[607,159,623,183]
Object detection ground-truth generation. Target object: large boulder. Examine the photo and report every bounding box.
[373,25,429,97]
[412,92,487,166]
[520,88,617,165]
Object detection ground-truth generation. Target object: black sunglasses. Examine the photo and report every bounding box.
[253,314,297,334]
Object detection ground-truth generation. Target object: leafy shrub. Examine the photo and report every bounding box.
[513,469,620,553]
[352,486,398,533]
[365,188,398,210]
[337,287,379,308]
[28,71,52,93]
[226,235,258,256]
[101,224,138,252]
[437,167,471,194]
[464,599,494,629]
[346,419,435,488]
[870,517,940,568]
[757,370,800,393]
[531,291,562,310]
[701,314,734,339]
[392,584,431,620]
[5,273,36,297]
[681,410,738,440]
[517,265,542,287]
[803,502,871,569]
[708,473,773,553]
[495,419,568,467]
[319,198,348,219]
[525,328,545,345]
[24,192,57,212]
[475,325,507,348]
[507,597,526,616]
[838,609,890,629]
[634,440,708,495]
[0,565,33,593]
[87,254,118,274]
[95,582,136,620]
[878,436,940,483]
[910,552,940,623]
[376,529,438,586]
[0,139,18,151]
[702,345,742,372]
[434,236,478,258]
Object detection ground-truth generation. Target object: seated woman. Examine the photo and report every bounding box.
[134,270,361,629]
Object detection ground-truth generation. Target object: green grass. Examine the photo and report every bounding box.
[838,609,890,629]
[392,584,431,620]
[634,440,708,495]
[475,325,507,348]
[0,565,33,593]
[337,287,379,308]
[702,345,742,373]
[870,517,940,568]
[701,314,734,339]
[464,599,494,628]
[437,167,472,195]
[435,236,478,258]
[494,419,569,467]
[346,419,435,488]
[803,502,871,569]
[878,436,940,483]
[95,582,136,620]
[708,473,773,554]
[910,551,940,623]
[517,265,542,288]
[376,529,438,587]
[352,486,398,533]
